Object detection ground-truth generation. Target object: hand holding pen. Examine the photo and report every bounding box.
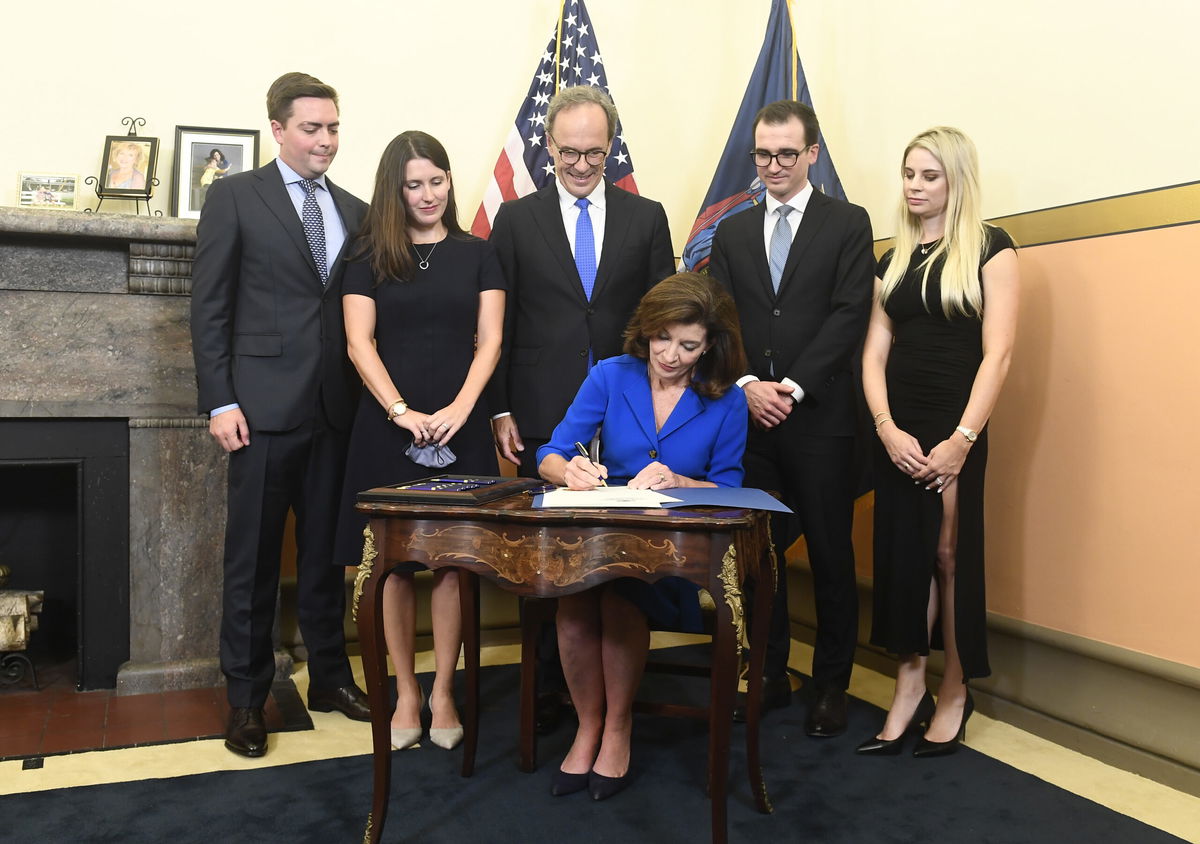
[568,440,608,489]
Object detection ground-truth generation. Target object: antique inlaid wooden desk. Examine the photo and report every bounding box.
[352,494,776,844]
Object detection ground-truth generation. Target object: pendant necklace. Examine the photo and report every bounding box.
[413,240,438,270]
[919,238,940,256]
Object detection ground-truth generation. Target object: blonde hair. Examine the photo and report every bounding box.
[108,141,146,170]
[880,127,986,318]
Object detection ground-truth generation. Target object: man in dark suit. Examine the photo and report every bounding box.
[487,86,675,731]
[487,85,676,477]
[191,72,371,758]
[709,100,874,737]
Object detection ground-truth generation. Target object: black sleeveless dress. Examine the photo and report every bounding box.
[332,236,506,568]
[869,225,1014,680]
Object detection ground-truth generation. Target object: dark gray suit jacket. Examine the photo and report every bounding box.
[486,180,675,439]
[190,161,368,433]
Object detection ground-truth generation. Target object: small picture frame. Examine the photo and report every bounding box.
[170,126,260,218]
[98,135,159,198]
[17,172,81,210]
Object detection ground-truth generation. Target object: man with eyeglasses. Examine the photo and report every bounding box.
[486,85,674,734]
[709,99,874,738]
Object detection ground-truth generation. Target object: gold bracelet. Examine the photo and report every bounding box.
[872,410,890,421]
[874,415,893,433]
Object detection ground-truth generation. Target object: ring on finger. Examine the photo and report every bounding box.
[936,477,945,486]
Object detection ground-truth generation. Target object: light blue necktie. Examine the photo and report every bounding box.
[574,198,597,301]
[300,178,328,285]
[768,204,794,294]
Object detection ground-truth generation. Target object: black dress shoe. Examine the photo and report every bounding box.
[732,674,792,723]
[308,684,372,721]
[550,768,589,796]
[913,691,974,758]
[588,769,630,801]
[225,707,267,758]
[855,690,935,755]
[536,692,564,736]
[805,687,848,737]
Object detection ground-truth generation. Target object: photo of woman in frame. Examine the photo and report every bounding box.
[105,141,151,190]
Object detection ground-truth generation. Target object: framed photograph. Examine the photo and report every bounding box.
[170,126,260,218]
[17,172,81,210]
[98,135,159,198]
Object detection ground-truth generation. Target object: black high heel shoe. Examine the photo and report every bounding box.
[855,690,935,755]
[550,768,590,796]
[588,768,630,801]
[913,690,974,758]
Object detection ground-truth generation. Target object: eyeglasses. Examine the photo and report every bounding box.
[549,134,608,166]
[750,145,812,168]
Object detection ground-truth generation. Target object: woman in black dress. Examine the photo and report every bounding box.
[334,131,506,752]
[858,127,1018,757]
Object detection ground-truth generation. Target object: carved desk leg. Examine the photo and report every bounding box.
[707,532,739,844]
[355,520,393,844]
[741,516,775,814]
[459,569,481,778]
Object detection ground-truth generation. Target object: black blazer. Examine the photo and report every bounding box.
[486,180,675,439]
[190,161,368,433]
[708,189,874,436]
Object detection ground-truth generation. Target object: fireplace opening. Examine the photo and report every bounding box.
[0,419,129,690]
[0,463,79,685]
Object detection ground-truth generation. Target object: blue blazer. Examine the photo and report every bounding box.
[537,355,748,487]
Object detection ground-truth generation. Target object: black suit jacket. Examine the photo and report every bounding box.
[486,180,675,439]
[708,189,874,436]
[190,161,368,433]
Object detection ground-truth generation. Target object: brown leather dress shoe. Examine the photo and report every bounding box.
[225,707,267,757]
[732,674,792,723]
[805,686,848,737]
[308,684,372,721]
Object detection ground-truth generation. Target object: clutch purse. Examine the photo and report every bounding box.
[405,441,457,469]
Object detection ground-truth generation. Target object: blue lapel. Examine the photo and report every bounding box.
[623,376,706,446]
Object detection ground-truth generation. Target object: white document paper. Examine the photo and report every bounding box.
[538,486,681,508]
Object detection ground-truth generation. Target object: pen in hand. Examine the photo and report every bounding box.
[573,441,607,487]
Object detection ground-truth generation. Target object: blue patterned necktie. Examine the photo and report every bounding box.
[768,204,794,294]
[574,197,597,301]
[300,178,328,285]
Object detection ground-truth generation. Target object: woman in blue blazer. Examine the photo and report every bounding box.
[537,272,748,800]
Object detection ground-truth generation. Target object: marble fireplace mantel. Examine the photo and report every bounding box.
[0,206,272,693]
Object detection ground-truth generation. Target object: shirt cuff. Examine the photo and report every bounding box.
[780,378,805,404]
[490,411,512,421]
[735,374,760,388]
[210,403,240,417]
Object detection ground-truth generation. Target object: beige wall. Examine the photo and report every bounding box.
[7,1,1198,665]
[7,2,1198,242]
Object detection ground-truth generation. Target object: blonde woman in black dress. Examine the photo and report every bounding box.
[859,127,1018,757]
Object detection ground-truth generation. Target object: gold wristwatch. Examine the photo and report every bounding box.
[955,425,978,443]
[387,399,408,420]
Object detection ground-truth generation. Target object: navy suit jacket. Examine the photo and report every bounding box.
[537,355,747,486]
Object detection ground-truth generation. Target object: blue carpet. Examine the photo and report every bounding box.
[0,656,1185,844]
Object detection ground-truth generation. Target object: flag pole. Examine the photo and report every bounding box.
[554,0,566,93]
[786,0,798,100]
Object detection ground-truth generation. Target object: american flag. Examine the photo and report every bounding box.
[470,0,640,238]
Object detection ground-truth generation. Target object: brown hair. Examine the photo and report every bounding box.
[753,99,819,149]
[623,272,747,399]
[349,130,466,283]
[266,72,339,125]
